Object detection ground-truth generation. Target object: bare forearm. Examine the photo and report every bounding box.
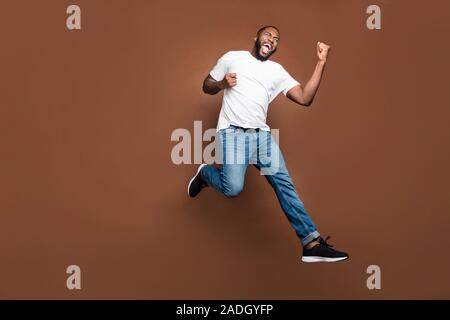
[203,77,224,95]
[302,60,326,105]
[202,73,237,95]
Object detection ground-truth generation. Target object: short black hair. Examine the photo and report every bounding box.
[256,25,280,38]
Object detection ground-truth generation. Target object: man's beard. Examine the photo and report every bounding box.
[254,39,277,61]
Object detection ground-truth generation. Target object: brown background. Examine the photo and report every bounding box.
[1,0,450,299]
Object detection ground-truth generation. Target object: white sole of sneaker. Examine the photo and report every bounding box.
[187,164,207,197]
[301,256,348,263]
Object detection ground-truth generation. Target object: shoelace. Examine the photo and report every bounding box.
[318,236,334,248]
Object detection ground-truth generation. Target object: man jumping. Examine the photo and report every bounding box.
[188,26,349,263]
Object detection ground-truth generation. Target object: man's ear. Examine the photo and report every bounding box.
[253,37,257,41]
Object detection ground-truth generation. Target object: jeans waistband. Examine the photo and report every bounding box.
[229,125,261,132]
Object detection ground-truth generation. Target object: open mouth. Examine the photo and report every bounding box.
[261,42,273,55]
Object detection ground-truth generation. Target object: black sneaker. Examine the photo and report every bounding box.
[301,236,349,263]
[187,164,208,198]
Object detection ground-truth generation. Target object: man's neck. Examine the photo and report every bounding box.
[250,47,272,62]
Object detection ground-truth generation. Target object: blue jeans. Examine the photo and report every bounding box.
[200,125,320,246]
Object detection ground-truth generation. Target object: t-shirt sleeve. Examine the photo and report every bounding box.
[278,67,300,96]
[209,52,232,81]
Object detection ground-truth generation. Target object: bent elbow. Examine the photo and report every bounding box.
[202,85,217,95]
[298,99,312,107]
[202,84,210,95]
[202,83,211,95]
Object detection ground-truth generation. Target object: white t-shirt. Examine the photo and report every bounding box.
[209,50,300,131]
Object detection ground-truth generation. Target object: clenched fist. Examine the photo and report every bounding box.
[317,42,331,63]
[220,73,237,89]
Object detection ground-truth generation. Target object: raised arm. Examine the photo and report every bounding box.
[286,41,330,107]
[202,73,237,95]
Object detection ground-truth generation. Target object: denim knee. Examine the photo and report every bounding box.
[223,182,244,198]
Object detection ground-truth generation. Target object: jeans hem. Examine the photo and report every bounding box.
[301,231,320,246]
